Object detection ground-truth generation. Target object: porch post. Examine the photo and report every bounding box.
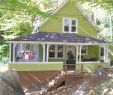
[106,45,109,62]
[9,43,11,62]
[79,45,82,63]
[46,44,50,62]
[105,45,108,62]
[103,45,106,62]
[76,45,79,64]
[42,44,46,62]
[13,43,15,63]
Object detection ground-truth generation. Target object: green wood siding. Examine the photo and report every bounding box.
[9,64,63,71]
[109,45,113,59]
[9,62,109,72]
[40,1,97,38]
[82,45,99,60]
[49,58,64,62]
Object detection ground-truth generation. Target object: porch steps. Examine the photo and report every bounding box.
[47,70,83,91]
[47,70,65,91]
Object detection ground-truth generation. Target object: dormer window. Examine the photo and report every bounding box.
[63,18,77,33]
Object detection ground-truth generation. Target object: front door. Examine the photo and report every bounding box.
[65,46,76,71]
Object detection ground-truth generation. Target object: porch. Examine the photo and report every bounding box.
[8,32,109,65]
[8,43,109,64]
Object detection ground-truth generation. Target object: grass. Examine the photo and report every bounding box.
[9,62,109,72]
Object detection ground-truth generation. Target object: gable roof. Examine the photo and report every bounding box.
[39,1,98,38]
[39,0,69,27]
[39,0,97,31]
[9,32,106,45]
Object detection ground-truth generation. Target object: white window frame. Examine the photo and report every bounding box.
[56,45,64,58]
[81,46,88,55]
[49,45,64,58]
[63,17,78,33]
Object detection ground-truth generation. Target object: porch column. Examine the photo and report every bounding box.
[76,45,79,64]
[13,43,16,63]
[105,45,109,62]
[103,45,106,62]
[79,45,82,63]
[9,43,11,62]
[42,44,46,62]
[46,44,50,62]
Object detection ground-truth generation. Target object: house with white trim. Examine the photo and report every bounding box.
[8,0,109,71]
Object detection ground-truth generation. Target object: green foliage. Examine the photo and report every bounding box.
[0,0,55,60]
[0,0,48,17]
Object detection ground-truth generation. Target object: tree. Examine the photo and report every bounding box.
[0,0,56,63]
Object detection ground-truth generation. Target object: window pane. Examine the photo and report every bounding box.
[49,45,55,57]
[49,45,55,51]
[57,45,63,58]
[64,19,69,25]
[81,46,87,54]
[49,52,55,57]
[100,47,104,56]
[71,27,76,32]
[58,45,63,51]
[57,52,63,57]
[64,26,69,32]
[72,20,76,25]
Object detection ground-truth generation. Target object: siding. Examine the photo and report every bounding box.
[40,1,97,38]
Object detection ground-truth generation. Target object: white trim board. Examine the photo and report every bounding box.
[75,3,99,31]
[9,62,63,64]
[40,0,69,28]
[7,41,108,46]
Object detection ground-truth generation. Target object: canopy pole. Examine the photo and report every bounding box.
[13,43,16,63]
[76,45,78,64]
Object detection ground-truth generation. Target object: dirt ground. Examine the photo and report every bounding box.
[17,68,113,95]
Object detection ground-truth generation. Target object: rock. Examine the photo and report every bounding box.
[0,70,25,95]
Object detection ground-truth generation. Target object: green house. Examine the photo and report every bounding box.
[8,1,109,71]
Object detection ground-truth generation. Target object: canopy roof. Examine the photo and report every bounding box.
[9,32,106,44]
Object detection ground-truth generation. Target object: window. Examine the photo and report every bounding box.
[100,47,104,56]
[63,18,77,33]
[81,46,88,55]
[49,45,55,57]
[57,45,63,58]
[24,44,30,51]
[49,45,64,58]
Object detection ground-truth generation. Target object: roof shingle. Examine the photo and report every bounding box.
[9,32,106,44]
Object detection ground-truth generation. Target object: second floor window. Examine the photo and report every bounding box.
[63,18,77,33]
